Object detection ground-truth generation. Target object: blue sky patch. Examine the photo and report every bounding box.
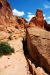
[8,0,50,23]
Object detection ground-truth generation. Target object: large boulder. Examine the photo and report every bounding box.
[29,9,45,28]
[29,9,50,31]
[27,27,50,74]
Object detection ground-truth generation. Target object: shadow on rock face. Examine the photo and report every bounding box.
[0,3,2,9]
[44,24,50,31]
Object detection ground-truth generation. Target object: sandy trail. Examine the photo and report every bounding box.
[0,38,29,75]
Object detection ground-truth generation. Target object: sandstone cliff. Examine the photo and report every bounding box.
[27,27,50,74]
[0,0,19,28]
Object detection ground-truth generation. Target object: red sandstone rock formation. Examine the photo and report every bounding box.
[0,1,18,27]
[29,9,44,28]
[17,18,27,29]
[27,27,50,74]
[0,0,12,16]
[0,0,11,25]
[29,9,50,31]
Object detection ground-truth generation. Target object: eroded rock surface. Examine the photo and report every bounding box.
[29,9,50,31]
[27,59,48,75]
[27,27,50,74]
[29,9,45,28]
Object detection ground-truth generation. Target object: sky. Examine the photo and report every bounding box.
[8,0,50,23]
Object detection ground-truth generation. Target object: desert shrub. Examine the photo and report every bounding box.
[0,42,14,57]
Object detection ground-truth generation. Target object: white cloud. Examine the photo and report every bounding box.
[28,12,32,15]
[27,14,35,18]
[43,14,46,20]
[26,18,30,22]
[44,4,50,8]
[12,9,25,16]
[43,14,46,17]
[44,15,50,24]
[47,21,50,24]
[48,16,50,19]
[26,14,35,22]
[44,17,47,20]
[45,16,50,20]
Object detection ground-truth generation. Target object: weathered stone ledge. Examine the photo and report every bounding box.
[26,27,50,74]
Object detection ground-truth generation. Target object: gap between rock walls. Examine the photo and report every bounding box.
[22,30,49,75]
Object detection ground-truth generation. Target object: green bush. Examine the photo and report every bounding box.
[0,42,14,57]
